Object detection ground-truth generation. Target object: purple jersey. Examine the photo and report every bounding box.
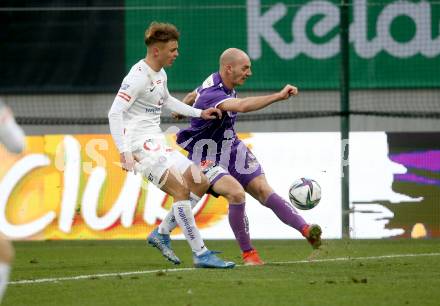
[176,72,264,188]
[177,72,238,159]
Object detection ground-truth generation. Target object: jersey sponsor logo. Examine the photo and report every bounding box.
[145,107,160,114]
[156,80,162,84]
[117,92,131,102]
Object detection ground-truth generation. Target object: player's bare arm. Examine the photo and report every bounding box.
[218,84,298,113]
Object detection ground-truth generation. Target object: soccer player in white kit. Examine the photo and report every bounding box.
[108,22,234,269]
[0,99,26,303]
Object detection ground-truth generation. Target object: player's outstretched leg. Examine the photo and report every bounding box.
[265,193,323,249]
[193,250,235,269]
[147,227,181,264]
[246,176,323,249]
[301,224,322,249]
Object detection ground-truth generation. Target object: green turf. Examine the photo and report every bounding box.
[4,239,440,306]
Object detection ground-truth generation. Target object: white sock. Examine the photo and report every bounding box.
[158,210,176,235]
[158,193,201,235]
[0,263,11,303]
[172,200,207,255]
[188,193,201,209]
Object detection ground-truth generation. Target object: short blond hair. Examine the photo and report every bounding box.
[144,22,180,46]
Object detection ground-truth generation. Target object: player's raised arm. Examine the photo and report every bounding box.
[217,84,298,113]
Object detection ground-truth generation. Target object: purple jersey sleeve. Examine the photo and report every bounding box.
[193,73,236,110]
[194,87,233,110]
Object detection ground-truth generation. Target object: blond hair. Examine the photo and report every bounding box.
[144,22,180,46]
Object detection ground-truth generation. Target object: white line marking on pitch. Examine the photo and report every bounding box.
[9,252,440,285]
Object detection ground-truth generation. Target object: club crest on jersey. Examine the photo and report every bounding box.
[143,139,161,151]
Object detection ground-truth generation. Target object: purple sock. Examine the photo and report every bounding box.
[228,203,253,252]
[265,193,307,232]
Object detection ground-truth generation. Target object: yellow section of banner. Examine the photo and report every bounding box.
[0,135,228,240]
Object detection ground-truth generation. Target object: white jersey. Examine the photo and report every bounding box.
[108,60,201,152]
[118,60,167,143]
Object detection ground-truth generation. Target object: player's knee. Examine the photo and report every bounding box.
[225,188,246,204]
[173,185,191,200]
[254,184,273,203]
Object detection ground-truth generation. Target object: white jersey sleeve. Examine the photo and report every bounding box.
[108,75,146,153]
[163,80,202,118]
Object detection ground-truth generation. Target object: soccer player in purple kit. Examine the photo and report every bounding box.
[154,48,322,265]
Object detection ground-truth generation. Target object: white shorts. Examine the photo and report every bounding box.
[132,137,192,186]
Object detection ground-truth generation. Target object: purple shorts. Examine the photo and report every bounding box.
[191,140,264,189]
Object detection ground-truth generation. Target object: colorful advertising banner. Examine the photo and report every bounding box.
[0,132,439,240]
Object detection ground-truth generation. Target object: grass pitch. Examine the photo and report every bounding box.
[4,239,440,306]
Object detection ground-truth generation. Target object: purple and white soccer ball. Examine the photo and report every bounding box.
[288,178,321,210]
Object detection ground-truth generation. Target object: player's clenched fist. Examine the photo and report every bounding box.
[278,84,298,100]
